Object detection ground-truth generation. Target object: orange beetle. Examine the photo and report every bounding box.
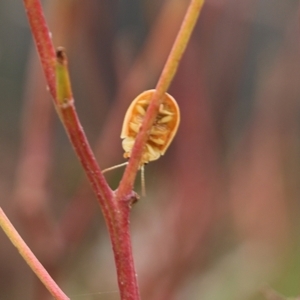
[121,89,180,165]
[103,89,180,195]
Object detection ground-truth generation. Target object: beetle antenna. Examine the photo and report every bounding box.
[102,162,128,174]
[141,165,146,197]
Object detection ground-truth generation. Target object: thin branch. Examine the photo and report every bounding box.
[55,48,114,212]
[55,49,140,300]
[0,208,69,300]
[22,1,205,299]
[23,0,56,98]
[116,0,205,199]
[58,0,189,260]
[23,1,140,299]
[55,45,139,300]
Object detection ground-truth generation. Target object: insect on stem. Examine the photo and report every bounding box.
[105,89,180,198]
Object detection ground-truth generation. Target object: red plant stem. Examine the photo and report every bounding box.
[55,48,114,213]
[116,0,205,199]
[56,48,140,300]
[22,0,204,299]
[23,0,56,99]
[23,1,140,299]
[57,102,114,209]
[0,208,69,300]
[58,95,139,300]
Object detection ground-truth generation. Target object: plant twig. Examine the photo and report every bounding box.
[55,48,140,300]
[22,0,205,299]
[0,207,69,300]
[24,0,56,98]
[23,1,140,299]
[58,0,189,262]
[55,48,115,216]
[116,0,205,199]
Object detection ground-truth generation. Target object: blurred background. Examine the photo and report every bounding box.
[0,0,300,299]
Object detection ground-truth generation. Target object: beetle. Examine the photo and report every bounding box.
[103,89,180,196]
[121,89,180,164]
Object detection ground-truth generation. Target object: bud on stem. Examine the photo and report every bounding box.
[55,47,73,107]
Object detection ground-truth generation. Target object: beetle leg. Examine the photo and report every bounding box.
[159,104,173,115]
[129,122,140,133]
[149,136,165,145]
[158,115,173,124]
[136,105,146,115]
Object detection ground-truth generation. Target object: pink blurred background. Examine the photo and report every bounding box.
[0,0,300,299]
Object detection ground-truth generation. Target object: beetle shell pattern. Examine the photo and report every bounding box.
[121,89,180,167]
